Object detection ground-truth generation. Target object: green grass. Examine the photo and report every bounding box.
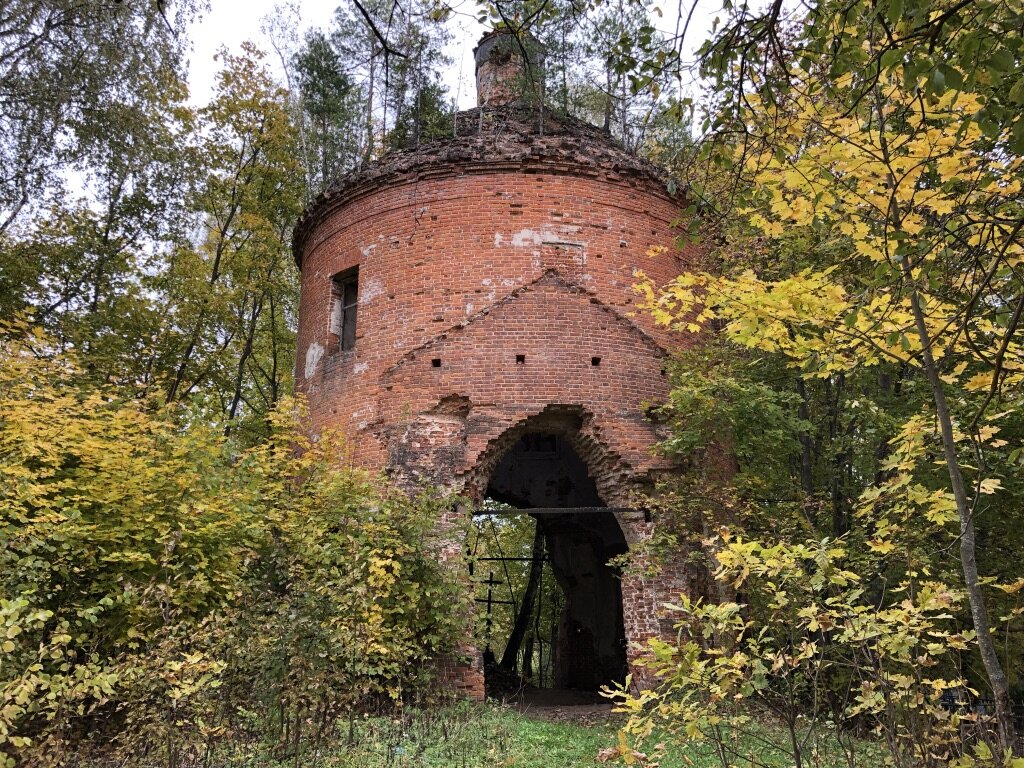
[80,702,883,767]
[313,705,621,767]
[246,702,882,768]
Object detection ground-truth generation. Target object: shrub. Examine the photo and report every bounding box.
[612,532,1015,768]
[0,327,469,766]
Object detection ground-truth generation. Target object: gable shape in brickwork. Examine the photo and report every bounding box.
[379,269,667,382]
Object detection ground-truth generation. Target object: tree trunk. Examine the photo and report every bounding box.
[795,378,814,497]
[364,44,376,163]
[500,523,545,672]
[225,290,265,432]
[904,268,1018,755]
[870,77,1016,752]
[164,168,245,404]
[827,373,849,536]
[522,635,534,679]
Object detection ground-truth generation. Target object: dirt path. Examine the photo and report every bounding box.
[500,689,623,725]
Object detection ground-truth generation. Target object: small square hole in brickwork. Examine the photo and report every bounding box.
[432,358,442,368]
[515,354,525,364]
[591,356,601,366]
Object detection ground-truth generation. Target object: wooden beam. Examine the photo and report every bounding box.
[475,507,643,516]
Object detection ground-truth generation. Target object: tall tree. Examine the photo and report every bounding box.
[0,0,198,236]
[638,26,1024,750]
[0,61,196,392]
[294,29,364,194]
[325,0,452,162]
[160,44,304,438]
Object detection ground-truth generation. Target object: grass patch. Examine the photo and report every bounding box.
[182,702,882,768]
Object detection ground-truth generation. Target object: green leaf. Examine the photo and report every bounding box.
[881,49,903,70]
[887,0,905,24]
[988,49,1014,73]
[1009,77,1024,105]
[941,64,963,91]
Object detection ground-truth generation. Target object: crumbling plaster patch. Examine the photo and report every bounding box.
[304,342,324,380]
[360,277,385,304]
[495,226,587,250]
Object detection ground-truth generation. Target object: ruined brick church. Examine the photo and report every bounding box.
[292,31,703,700]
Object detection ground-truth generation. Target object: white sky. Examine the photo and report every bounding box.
[185,0,719,110]
[186,0,487,107]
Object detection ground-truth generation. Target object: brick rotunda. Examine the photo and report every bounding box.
[292,31,706,700]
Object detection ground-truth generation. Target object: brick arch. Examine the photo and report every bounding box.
[457,402,682,693]
[459,403,652,546]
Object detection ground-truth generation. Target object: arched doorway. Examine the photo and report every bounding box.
[473,430,629,696]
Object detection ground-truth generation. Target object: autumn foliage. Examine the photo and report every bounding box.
[617,0,1024,763]
[0,323,469,766]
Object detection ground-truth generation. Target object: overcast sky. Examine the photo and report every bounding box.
[184,0,718,109]
[186,0,488,107]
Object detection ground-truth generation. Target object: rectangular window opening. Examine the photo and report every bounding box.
[329,267,359,353]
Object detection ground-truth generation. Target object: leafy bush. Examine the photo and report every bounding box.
[613,532,1021,768]
[0,325,469,766]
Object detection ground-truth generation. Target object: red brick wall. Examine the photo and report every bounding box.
[297,170,693,446]
[295,160,703,699]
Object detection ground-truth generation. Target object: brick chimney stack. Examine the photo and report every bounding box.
[473,30,544,107]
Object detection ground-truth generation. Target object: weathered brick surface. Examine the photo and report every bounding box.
[474,30,544,107]
[294,104,704,699]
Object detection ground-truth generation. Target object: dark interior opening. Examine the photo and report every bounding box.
[487,433,601,509]
[474,433,628,699]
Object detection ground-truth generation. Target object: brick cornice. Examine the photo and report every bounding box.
[292,105,687,268]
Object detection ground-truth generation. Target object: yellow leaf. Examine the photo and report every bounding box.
[618,730,635,765]
[995,579,1024,595]
[974,740,992,761]
[868,538,895,554]
[979,478,1002,495]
